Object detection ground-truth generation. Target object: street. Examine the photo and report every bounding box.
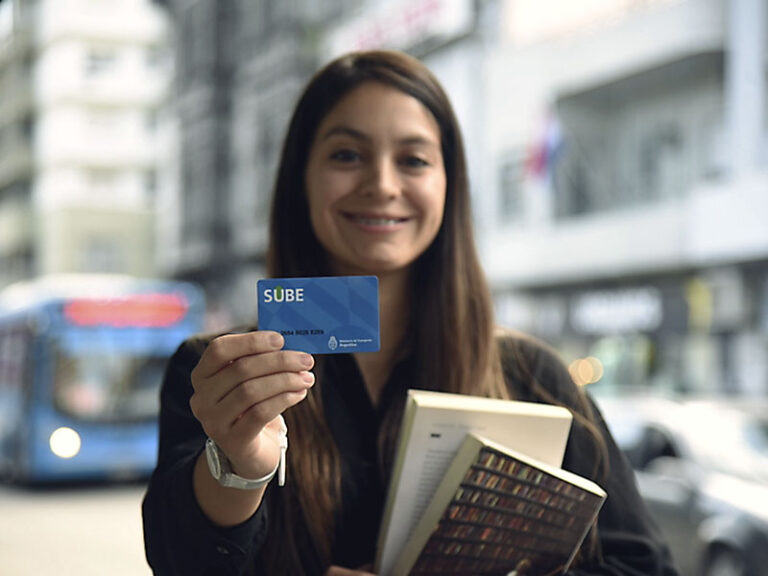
[0,482,152,576]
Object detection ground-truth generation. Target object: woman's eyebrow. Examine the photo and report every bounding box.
[320,125,440,148]
[320,126,369,142]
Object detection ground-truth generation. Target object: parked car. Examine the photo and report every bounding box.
[595,393,768,576]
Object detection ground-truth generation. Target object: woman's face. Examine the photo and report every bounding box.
[305,81,446,277]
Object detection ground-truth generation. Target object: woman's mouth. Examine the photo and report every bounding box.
[344,213,409,226]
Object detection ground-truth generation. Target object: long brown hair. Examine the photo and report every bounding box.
[262,50,603,573]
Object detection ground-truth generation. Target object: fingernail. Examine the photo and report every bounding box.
[270,332,283,348]
[301,371,315,384]
[300,353,314,368]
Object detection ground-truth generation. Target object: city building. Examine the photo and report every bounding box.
[482,0,768,396]
[0,0,171,287]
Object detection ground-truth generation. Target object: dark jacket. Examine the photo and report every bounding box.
[142,332,679,575]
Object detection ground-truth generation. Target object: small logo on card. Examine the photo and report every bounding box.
[328,336,338,351]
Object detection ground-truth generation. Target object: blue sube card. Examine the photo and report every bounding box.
[257,276,380,354]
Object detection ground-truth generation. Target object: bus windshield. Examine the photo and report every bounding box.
[54,347,167,422]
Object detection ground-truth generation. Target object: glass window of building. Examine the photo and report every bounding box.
[497,152,525,223]
[80,236,124,273]
[88,169,118,196]
[85,47,118,77]
[554,53,724,217]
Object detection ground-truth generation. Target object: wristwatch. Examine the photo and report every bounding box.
[205,416,288,489]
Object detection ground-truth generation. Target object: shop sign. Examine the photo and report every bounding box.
[570,287,663,335]
[324,0,474,57]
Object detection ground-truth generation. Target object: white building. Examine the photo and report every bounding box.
[0,0,172,286]
[481,0,768,396]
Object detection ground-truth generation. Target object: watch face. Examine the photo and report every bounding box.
[205,438,222,479]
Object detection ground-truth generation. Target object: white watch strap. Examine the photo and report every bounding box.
[277,415,288,486]
[220,456,278,489]
[208,415,288,490]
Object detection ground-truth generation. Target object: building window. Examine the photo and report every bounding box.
[0,1,13,39]
[638,122,684,201]
[553,52,723,217]
[180,3,214,85]
[88,169,118,196]
[257,112,285,213]
[497,153,525,223]
[145,44,165,70]
[80,237,123,273]
[181,136,215,243]
[145,108,158,133]
[144,169,157,201]
[85,47,118,76]
[21,115,34,142]
[87,108,120,131]
[552,142,595,217]
[0,181,31,203]
[239,0,269,37]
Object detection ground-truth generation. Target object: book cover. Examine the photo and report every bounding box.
[375,390,574,576]
[392,434,607,576]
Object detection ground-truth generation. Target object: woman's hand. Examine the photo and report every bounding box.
[189,331,315,480]
[325,565,377,575]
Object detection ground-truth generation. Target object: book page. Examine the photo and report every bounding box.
[376,392,573,576]
[409,427,469,533]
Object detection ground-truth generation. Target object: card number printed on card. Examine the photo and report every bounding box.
[257,276,380,354]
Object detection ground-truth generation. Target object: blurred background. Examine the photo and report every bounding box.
[0,0,766,574]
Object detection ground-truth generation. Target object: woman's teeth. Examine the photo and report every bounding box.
[354,216,403,225]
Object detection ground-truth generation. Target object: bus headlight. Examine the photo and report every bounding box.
[49,427,82,459]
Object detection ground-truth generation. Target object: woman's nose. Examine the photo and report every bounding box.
[359,157,400,198]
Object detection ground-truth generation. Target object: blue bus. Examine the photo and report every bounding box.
[0,275,205,483]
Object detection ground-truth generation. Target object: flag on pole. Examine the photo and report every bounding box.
[525,111,565,183]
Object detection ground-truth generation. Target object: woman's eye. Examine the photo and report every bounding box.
[402,156,429,168]
[330,149,360,163]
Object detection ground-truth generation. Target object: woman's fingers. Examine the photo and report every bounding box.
[191,351,313,412]
[223,370,315,420]
[215,349,314,394]
[190,331,314,415]
[230,384,311,439]
[191,331,285,380]
[200,370,314,437]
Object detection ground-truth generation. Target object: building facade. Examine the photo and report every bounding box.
[0,0,171,287]
[482,0,768,396]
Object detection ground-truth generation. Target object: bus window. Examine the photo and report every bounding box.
[0,323,31,476]
[53,347,168,422]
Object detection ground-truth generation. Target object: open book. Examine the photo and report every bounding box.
[375,390,577,576]
[391,433,607,575]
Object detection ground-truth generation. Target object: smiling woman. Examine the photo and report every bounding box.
[142,50,680,576]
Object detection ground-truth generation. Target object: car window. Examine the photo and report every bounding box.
[635,425,679,470]
[683,407,768,482]
[745,418,768,454]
